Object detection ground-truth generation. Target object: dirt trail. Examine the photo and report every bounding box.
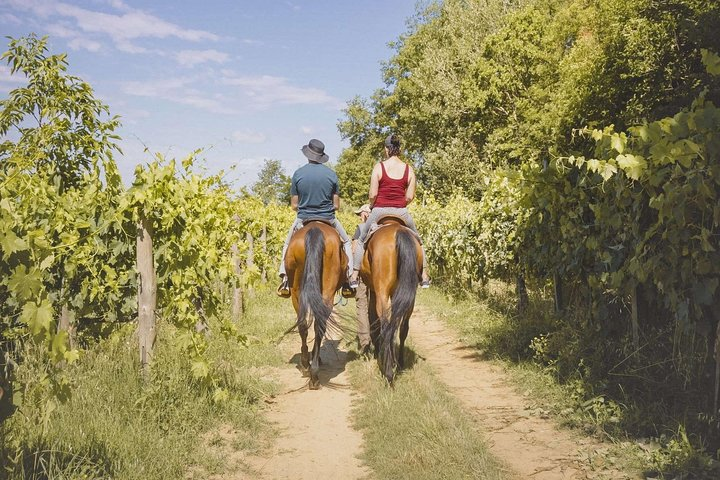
[409,305,633,480]
[241,327,370,480]
[226,303,632,480]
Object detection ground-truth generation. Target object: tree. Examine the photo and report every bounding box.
[251,159,291,205]
[335,96,385,206]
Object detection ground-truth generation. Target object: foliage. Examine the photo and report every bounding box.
[0,35,299,430]
[0,34,123,419]
[338,0,720,195]
[410,196,484,289]
[335,96,386,206]
[251,158,291,205]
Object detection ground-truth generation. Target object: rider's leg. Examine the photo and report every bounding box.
[278,218,302,287]
[351,241,365,285]
[332,218,353,278]
[350,208,387,284]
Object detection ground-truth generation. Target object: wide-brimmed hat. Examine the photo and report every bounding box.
[301,138,329,163]
[354,204,371,215]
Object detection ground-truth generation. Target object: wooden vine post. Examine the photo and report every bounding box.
[553,273,564,314]
[58,305,76,349]
[137,212,157,371]
[715,320,720,414]
[630,284,640,351]
[516,274,529,314]
[57,280,77,349]
[260,225,267,282]
[246,231,255,293]
[231,242,244,321]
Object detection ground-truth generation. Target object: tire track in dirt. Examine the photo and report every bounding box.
[240,326,370,480]
[409,305,634,480]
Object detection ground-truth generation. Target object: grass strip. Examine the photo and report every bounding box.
[346,349,513,480]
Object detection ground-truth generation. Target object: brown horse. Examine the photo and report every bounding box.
[285,220,347,389]
[360,218,423,383]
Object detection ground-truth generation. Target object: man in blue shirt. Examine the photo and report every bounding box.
[277,138,353,297]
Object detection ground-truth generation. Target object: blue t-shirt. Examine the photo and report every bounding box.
[291,162,339,220]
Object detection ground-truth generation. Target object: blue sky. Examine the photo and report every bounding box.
[0,0,419,188]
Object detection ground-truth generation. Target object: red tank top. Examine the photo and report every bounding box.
[374,162,409,208]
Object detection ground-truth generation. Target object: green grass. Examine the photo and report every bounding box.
[346,350,513,480]
[0,288,294,480]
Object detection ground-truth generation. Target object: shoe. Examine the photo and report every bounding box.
[420,278,431,289]
[341,282,356,298]
[277,278,290,298]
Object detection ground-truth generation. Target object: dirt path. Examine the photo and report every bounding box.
[228,303,633,480]
[409,305,634,480]
[241,327,370,480]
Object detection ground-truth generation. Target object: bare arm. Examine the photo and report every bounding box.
[290,195,299,211]
[405,166,417,204]
[368,163,381,207]
[333,193,340,211]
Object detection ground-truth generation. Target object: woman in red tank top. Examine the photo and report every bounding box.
[349,134,430,287]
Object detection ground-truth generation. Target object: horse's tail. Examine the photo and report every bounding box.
[381,228,420,379]
[298,227,332,331]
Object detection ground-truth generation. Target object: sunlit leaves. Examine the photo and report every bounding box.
[701,48,720,75]
[615,154,646,181]
[20,299,53,337]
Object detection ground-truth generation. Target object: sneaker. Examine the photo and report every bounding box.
[276,278,290,298]
[420,278,431,289]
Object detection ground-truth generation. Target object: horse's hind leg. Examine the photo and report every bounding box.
[368,291,380,358]
[298,315,310,376]
[309,315,328,389]
[398,315,410,370]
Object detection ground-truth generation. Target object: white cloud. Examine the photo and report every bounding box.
[55,3,219,42]
[121,77,237,115]
[105,0,132,12]
[68,37,103,52]
[232,129,266,144]
[176,49,229,67]
[45,23,104,52]
[221,74,342,109]
[0,13,22,24]
[5,0,219,53]
[300,126,314,134]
